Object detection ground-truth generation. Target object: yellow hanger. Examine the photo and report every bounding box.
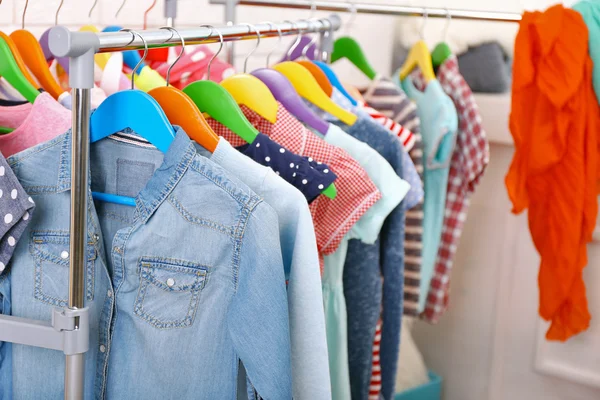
[220,24,278,124]
[398,10,435,83]
[398,41,435,82]
[274,62,357,126]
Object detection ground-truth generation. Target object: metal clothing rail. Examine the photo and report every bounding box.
[210,0,522,62]
[0,16,340,400]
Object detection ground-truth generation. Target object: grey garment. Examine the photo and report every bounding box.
[391,42,511,93]
[0,153,34,272]
[457,42,512,93]
[360,77,424,318]
[337,117,405,400]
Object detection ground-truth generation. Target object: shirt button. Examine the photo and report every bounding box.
[99,345,106,353]
[107,290,113,298]
[166,278,175,287]
[93,234,100,241]
[113,247,122,254]
[60,251,69,259]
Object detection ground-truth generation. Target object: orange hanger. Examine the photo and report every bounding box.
[148,27,219,152]
[0,32,38,88]
[10,0,65,99]
[296,60,333,97]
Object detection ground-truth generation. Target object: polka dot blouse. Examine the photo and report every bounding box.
[236,133,338,203]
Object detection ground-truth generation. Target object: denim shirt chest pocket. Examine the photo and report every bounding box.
[29,231,98,307]
[134,257,209,329]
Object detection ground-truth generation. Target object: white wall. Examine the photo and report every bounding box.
[0,0,572,85]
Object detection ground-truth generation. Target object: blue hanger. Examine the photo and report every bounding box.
[103,25,145,74]
[314,61,358,106]
[90,30,175,207]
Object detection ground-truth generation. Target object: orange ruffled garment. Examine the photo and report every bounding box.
[506,4,600,341]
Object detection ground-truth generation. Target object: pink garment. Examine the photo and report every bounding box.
[148,45,235,88]
[0,93,71,157]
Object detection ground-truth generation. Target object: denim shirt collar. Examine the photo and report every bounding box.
[9,125,197,225]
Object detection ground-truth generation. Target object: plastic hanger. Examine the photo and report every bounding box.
[312,18,358,105]
[0,32,39,89]
[10,0,66,100]
[253,22,336,199]
[220,23,278,124]
[91,30,176,206]
[274,62,357,126]
[431,8,452,69]
[148,27,219,152]
[0,34,39,103]
[331,37,377,80]
[182,26,259,144]
[295,21,333,96]
[399,10,436,83]
[330,3,377,80]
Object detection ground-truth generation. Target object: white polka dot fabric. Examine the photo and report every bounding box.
[0,155,35,274]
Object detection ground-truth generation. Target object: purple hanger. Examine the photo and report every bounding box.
[278,36,318,63]
[39,28,70,73]
[252,68,329,135]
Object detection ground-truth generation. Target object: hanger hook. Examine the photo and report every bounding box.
[88,0,98,19]
[160,27,184,87]
[261,21,282,68]
[420,8,428,40]
[286,20,304,60]
[121,29,148,90]
[239,23,260,73]
[115,0,127,18]
[302,19,321,59]
[21,0,28,29]
[443,7,451,41]
[199,25,222,81]
[345,0,357,35]
[144,0,157,30]
[55,0,64,26]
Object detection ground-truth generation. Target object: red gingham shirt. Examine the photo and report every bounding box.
[206,103,381,258]
[413,56,489,323]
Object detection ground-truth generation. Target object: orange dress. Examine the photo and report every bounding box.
[506,4,600,341]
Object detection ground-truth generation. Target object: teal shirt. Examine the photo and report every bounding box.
[401,78,458,312]
[574,0,600,105]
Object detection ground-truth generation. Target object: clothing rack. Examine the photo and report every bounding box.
[0,15,340,400]
[210,0,522,63]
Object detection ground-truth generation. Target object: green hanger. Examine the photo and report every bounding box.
[0,34,39,103]
[0,126,14,134]
[431,42,452,69]
[331,37,377,81]
[183,80,259,144]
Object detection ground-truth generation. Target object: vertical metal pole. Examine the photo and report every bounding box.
[65,86,91,400]
[224,0,237,65]
[165,0,177,27]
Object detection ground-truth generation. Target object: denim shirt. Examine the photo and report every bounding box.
[0,128,292,399]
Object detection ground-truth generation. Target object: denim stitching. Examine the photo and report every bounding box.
[137,143,196,224]
[167,195,235,237]
[231,202,256,293]
[133,257,208,329]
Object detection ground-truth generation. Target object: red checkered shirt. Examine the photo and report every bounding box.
[412,56,489,323]
[207,102,381,258]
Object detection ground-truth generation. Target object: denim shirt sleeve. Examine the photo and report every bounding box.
[227,201,293,399]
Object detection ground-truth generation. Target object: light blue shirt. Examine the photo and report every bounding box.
[401,78,458,312]
[574,0,600,105]
[196,138,331,400]
[0,128,292,399]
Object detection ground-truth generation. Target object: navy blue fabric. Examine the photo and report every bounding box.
[236,132,337,203]
[337,116,405,400]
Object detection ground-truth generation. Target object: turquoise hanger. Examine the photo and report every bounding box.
[90,30,175,207]
[314,61,358,106]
